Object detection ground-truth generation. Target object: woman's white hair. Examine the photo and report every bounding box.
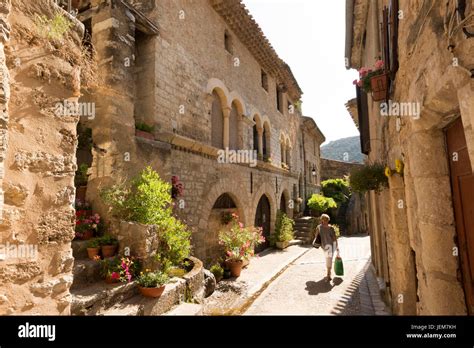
[320,213,330,221]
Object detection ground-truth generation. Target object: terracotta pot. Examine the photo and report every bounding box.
[226,259,243,277]
[101,245,117,258]
[135,129,155,140]
[138,285,166,298]
[276,241,290,249]
[87,247,100,260]
[80,230,94,241]
[76,186,87,202]
[370,73,388,101]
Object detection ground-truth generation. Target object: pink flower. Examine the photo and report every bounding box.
[239,222,243,229]
[374,60,384,69]
[111,272,119,280]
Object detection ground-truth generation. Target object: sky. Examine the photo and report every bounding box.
[243,0,359,144]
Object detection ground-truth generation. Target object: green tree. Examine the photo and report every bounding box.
[307,194,337,215]
[321,178,351,205]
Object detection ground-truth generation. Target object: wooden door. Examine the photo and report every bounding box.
[446,117,474,314]
[255,195,271,253]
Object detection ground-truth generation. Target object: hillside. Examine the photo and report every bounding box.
[321,136,365,164]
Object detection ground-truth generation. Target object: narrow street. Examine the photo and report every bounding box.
[244,235,386,315]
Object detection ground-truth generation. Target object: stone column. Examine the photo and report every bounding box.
[257,127,263,156]
[223,107,230,149]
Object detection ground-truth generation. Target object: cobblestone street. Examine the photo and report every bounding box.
[244,235,390,315]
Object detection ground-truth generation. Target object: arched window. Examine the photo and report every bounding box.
[211,90,224,148]
[212,193,237,209]
[229,102,239,150]
[253,124,259,152]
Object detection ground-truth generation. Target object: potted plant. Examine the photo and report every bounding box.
[98,256,140,284]
[75,211,101,240]
[353,60,387,101]
[75,163,89,202]
[272,210,294,249]
[349,162,389,193]
[210,264,224,282]
[86,238,101,260]
[135,122,155,140]
[98,235,118,258]
[136,270,169,298]
[218,213,265,277]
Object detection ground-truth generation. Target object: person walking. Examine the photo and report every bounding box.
[314,214,339,282]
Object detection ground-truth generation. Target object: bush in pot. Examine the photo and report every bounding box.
[136,270,169,298]
[98,235,118,258]
[86,238,100,260]
[100,167,191,272]
[218,214,265,277]
[271,210,294,249]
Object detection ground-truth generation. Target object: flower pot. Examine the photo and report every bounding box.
[87,247,100,260]
[370,73,388,101]
[275,240,290,249]
[76,186,87,202]
[80,230,94,241]
[138,285,166,298]
[135,129,155,140]
[225,259,243,277]
[101,245,117,258]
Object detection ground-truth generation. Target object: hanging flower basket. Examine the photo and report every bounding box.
[370,73,389,101]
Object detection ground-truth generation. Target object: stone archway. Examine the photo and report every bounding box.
[279,188,290,215]
[254,194,271,253]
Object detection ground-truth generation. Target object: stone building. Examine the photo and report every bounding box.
[75,0,325,265]
[346,0,473,314]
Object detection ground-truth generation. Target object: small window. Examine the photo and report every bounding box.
[224,30,233,54]
[261,70,268,91]
[276,86,283,113]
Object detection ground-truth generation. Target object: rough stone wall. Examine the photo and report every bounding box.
[355,0,473,314]
[320,158,362,181]
[0,0,83,314]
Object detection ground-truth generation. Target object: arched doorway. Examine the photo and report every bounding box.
[255,195,271,253]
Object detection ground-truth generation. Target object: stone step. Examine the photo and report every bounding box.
[71,281,138,316]
[72,259,101,285]
[98,298,144,316]
[72,240,90,260]
[165,303,203,316]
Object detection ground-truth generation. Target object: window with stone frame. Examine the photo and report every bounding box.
[211,91,224,148]
[276,86,283,113]
[224,30,233,54]
[261,70,268,92]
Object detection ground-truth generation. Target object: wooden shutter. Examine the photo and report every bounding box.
[389,0,399,78]
[382,7,390,72]
[356,86,371,155]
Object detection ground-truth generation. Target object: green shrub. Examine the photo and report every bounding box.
[349,162,388,193]
[75,163,89,186]
[97,234,118,246]
[101,167,191,270]
[135,122,154,133]
[136,270,169,288]
[321,179,350,204]
[307,194,337,215]
[272,210,294,243]
[87,238,100,248]
[210,264,224,280]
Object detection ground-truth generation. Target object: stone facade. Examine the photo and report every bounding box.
[346,0,474,315]
[320,158,362,181]
[0,0,84,314]
[75,0,325,268]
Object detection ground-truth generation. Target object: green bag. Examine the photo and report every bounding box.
[334,254,344,276]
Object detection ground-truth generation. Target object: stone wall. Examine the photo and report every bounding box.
[320,158,362,181]
[0,0,83,315]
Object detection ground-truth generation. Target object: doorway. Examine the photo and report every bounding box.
[445,117,474,314]
[255,195,271,253]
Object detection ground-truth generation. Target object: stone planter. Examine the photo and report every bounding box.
[275,240,290,249]
[135,129,154,140]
